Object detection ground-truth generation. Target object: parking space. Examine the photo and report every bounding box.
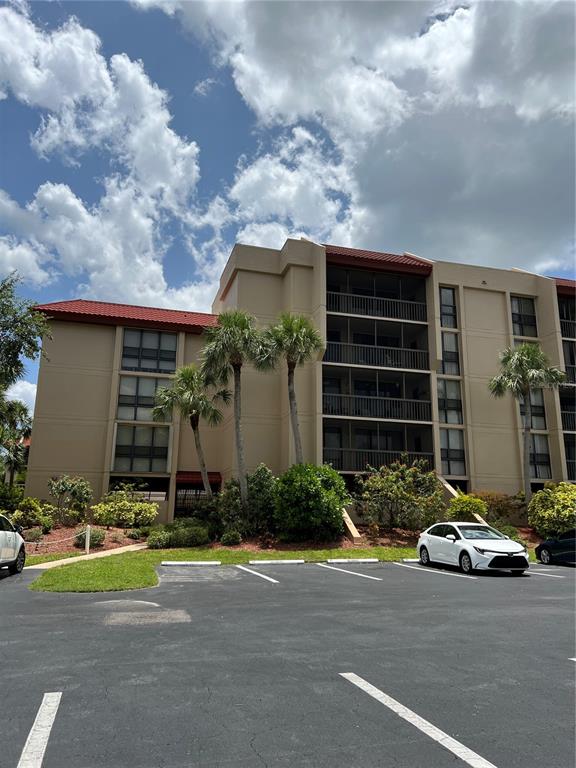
[1,562,574,767]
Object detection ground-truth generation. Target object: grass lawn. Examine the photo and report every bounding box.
[29,546,417,593]
[25,552,84,567]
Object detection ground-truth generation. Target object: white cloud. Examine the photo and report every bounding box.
[193,77,218,96]
[0,236,50,287]
[6,380,37,414]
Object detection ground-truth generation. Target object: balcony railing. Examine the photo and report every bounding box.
[327,291,427,322]
[561,411,576,431]
[324,342,429,371]
[561,319,576,339]
[565,365,576,384]
[324,448,434,472]
[323,393,432,422]
[567,460,576,481]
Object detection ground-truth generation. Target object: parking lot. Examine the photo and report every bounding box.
[1,560,574,768]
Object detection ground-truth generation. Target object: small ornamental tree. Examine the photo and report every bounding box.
[358,456,446,531]
[48,475,93,522]
[447,494,488,521]
[528,483,576,538]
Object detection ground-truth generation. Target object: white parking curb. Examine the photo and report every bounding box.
[327,558,379,564]
[161,561,221,567]
[248,559,305,565]
[402,558,420,563]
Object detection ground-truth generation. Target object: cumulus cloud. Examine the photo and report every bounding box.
[6,380,37,414]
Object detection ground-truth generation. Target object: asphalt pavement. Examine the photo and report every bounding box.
[0,560,574,768]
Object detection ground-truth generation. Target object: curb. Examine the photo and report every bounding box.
[327,558,379,564]
[161,560,222,567]
[248,559,305,565]
[402,558,420,563]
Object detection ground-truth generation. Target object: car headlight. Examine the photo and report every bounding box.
[474,547,487,555]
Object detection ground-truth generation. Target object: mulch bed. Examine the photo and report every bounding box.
[23,525,138,555]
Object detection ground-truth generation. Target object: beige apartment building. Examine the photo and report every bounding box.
[26,239,576,521]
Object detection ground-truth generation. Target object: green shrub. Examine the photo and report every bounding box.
[133,501,158,527]
[218,480,243,533]
[37,513,53,534]
[0,482,24,512]
[246,464,277,535]
[91,502,116,528]
[48,475,93,519]
[470,490,525,523]
[24,526,43,543]
[15,497,42,528]
[9,510,25,528]
[528,483,576,538]
[138,526,153,538]
[126,529,142,540]
[274,463,348,542]
[147,529,172,549]
[168,524,210,548]
[75,527,105,548]
[112,500,135,528]
[220,530,242,546]
[490,519,523,543]
[357,457,446,531]
[447,494,488,521]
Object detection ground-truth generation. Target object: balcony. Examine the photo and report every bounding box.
[561,319,576,339]
[561,411,576,431]
[323,393,432,422]
[568,461,576,481]
[327,291,427,322]
[324,448,434,472]
[565,365,576,384]
[325,342,429,371]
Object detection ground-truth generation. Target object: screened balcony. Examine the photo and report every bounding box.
[563,340,576,383]
[327,266,427,322]
[324,316,429,371]
[323,419,434,472]
[323,367,432,422]
[560,389,576,431]
[558,295,576,339]
[564,435,575,481]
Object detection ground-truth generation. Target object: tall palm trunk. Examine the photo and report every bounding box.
[8,464,15,488]
[522,392,533,503]
[190,415,212,498]
[233,363,248,506]
[287,363,304,464]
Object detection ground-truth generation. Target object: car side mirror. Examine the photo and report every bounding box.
[15,525,23,535]
[446,534,456,542]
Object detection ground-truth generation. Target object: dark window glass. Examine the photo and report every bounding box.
[114,425,169,473]
[511,296,537,337]
[438,378,463,424]
[121,329,177,373]
[440,287,457,328]
[530,434,551,479]
[117,376,172,421]
[519,389,546,430]
[324,427,342,450]
[440,429,466,476]
[440,332,460,375]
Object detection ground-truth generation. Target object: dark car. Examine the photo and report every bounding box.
[535,529,576,565]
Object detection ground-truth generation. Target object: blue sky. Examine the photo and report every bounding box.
[0,1,574,410]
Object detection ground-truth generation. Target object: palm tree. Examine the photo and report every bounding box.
[0,398,32,486]
[489,343,565,502]
[201,311,263,505]
[262,313,323,465]
[153,365,230,498]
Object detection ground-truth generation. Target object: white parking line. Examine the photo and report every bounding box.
[236,565,279,584]
[340,673,498,768]
[316,563,382,581]
[17,692,62,768]
[569,658,576,662]
[392,562,477,580]
[529,571,565,579]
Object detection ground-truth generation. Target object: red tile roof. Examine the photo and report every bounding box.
[554,276,576,295]
[35,299,218,333]
[324,244,433,275]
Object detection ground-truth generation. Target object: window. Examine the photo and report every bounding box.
[440,429,466,476]
[530,434,551,479]
[438,379,463,424]
[519,389,546,430]
[440,332,460,375]
[0,515,14,532]
[511,296,537,337]
[440,287,457,328]
[324,426,342,450]
[121,329,177,372]
[117,376,172,421]
[114,425,170,473]
[444,524,461,539]
[429,524,447,537]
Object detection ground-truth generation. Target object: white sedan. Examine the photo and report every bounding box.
[418,522,529,575]
[0,514,26,575]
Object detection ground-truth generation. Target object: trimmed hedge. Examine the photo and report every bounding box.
[528,483,576,538]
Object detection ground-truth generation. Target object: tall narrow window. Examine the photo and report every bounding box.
[117,376,172,422]
[511,296,537,337]
[438,379,463,424]
[441,332,460,375]
[519,389,546,430]
[440,429,466,476]
[114,425,170,473]
[440,287,457,328]
[530,434,551,479]
[121,329,177,373]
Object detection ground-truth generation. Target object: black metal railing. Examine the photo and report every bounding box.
[327,292,427,322]
[567,460,576,481]
[324,342,429,371]
[561,411,576,431]
[561,319,576,339]
[323,393,432,422]
[564,365,576,384]
[324,448,433,472]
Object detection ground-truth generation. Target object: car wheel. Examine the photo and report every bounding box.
[459,552,474,575]
[8,547,25,575]
[539,548,552,565]
[419,546,431,566]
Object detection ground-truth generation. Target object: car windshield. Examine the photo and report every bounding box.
[458,525,506,540]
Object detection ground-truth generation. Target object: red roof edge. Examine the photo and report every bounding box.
[554,277,576,296]
[323,244,432,276]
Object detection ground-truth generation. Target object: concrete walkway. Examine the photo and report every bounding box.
[26,543,148,570]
